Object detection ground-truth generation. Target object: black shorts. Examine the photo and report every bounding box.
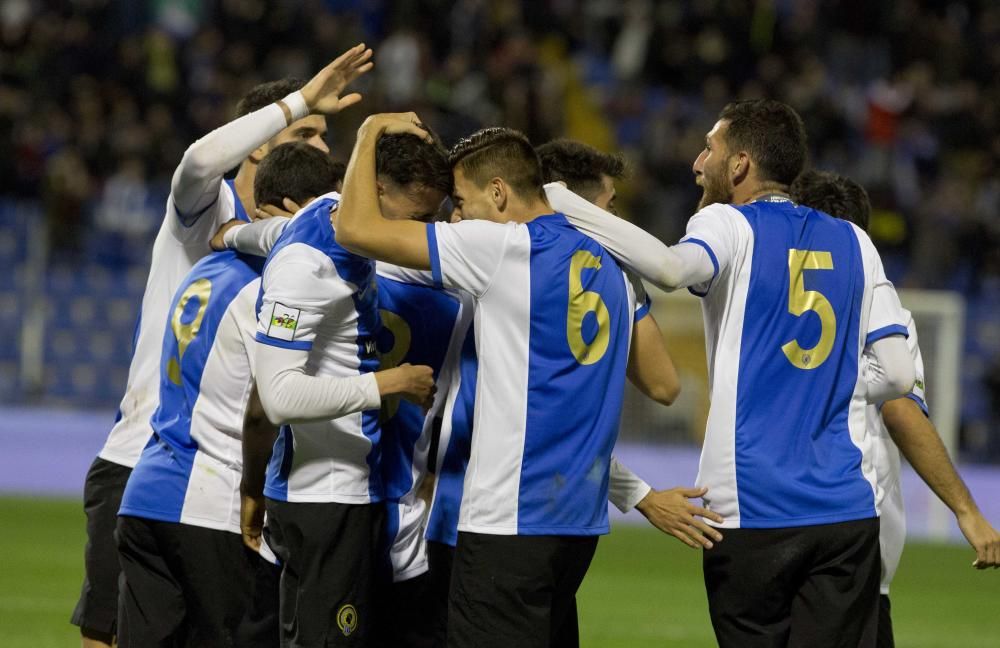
[876,594,894,648]
[381,571,438,648]
[264,498,386,647]
[71,456,132,638]
[426,541,454,647]
[703,517,881,648]
[447,532,598,648]
[116,515,258,647]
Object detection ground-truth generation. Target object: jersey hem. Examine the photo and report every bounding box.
[118,507,240,534]
[96,449,141,468]
[457,522,610,536]
[262,489,380,504]
[392,562,430,583]
[723,508,878,529]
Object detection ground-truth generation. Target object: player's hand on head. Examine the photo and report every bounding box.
[256,197,302,220]
[211,218,242,251]
[958,511,1000,569]
[635,486,724,550]
[360,112,434,144]
[301,43,374,115]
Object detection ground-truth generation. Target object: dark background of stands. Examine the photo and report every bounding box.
[0,0,997,459]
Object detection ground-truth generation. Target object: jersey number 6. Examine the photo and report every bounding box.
[781,249,836,370]
[167,279,213,385]
[567,250,610,365]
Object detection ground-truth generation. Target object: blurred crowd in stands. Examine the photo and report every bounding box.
[1,0,998,455]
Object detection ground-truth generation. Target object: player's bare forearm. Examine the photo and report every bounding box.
[627,314,680,406]
[240,384,279,499]
[335,114,432,269]
[883,398,976,516]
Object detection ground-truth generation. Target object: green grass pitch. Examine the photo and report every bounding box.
[1,497,997,647]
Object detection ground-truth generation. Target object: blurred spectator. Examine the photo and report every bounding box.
[1,0,998,451]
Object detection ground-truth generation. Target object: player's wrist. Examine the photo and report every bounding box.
[280,91,309,123]
[221,221,247,250]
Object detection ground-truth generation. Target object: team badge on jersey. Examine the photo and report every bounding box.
[337,604,358,636]
[267,302,301,341]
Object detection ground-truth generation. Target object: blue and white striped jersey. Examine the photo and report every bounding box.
[375,262,473,580]
[426,214,637,536]
[119,249,262,532]
[101,180,249,467]
[867,309,927,594]
[255,192,383,504]
[425,326,477,548]
[686,197,909,529]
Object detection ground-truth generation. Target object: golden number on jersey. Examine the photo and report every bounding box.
[781,249,836,370]
[168,278,213,385]
[567,250,611,365]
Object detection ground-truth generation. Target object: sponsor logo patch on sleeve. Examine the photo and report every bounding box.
[267,303,301,341]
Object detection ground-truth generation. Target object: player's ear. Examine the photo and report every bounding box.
[490,177,507,211]
[376,180,386,197]
[731,152,750,184]
[249,143,269,165]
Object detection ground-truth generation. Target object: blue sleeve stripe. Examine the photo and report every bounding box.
[679,238,718,298]
[426,223,443,289]
[904,392,929,417]
[254,332,312,351]
[634,298,651,322]
[865,324,910,347]
[680,238,719,278]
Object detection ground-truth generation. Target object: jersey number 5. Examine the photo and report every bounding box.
[782,249,836,370]
[567,250,610,365]
[167,279,212,385]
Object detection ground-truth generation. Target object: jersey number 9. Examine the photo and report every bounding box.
[379,309,412,420]
[567,250,610,365]
[167,279,213,385]
[781,249,836,370]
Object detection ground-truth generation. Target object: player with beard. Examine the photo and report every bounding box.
[791,169,1000,647]
[546,99,917,647]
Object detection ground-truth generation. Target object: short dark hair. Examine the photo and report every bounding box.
[718,99,807,186]
[537,139,626,203]
[235,78,306,117]
[790,169,871,231]
[253,142,342,207]
[375,132,452,196]
[449,127,544,199]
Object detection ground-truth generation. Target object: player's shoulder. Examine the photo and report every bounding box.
[687,202,747,230]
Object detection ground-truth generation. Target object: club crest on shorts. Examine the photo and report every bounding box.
[337,603,358,637]
[267,302,301,341]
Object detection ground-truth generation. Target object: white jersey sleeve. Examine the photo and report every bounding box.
[256,243,354,351]
[225,217,291,258]
[859,230,909,345]
[607,456,652,513]
[679,204,747,296]
[427,220,515,297]
[545,182,714,292]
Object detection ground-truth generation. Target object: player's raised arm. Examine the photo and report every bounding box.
[171,43,372,225]
[335,113,437,268]
[545,182,715,291]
